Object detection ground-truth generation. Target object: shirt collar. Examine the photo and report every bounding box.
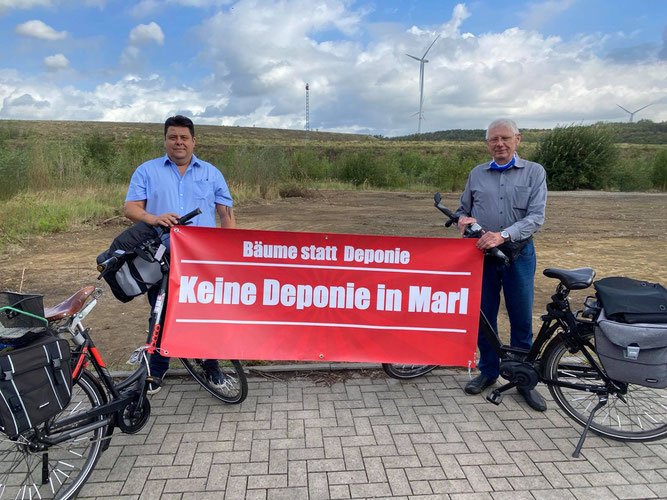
[163,154,200,169]
[486,153,522,170]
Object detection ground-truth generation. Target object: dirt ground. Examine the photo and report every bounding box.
[1,190,665,370]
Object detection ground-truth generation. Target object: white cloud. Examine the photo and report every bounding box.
[130,0,233,17]
[0,0,52,12]
[520,0,578,31]
[1,0,666,135]
[14,20,67,40]
[128,22,165,45]
[43,53,70,71]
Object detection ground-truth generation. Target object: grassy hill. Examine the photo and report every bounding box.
[0,118,664,252]
[391,120,667,145]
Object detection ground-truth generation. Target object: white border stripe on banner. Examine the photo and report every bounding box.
[175,318,466,333]
[180,260,471,276]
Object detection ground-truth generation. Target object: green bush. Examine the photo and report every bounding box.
[534,124,615,190]
[334,151,406,188]
[652,150,667,191]
[606,159,654,191]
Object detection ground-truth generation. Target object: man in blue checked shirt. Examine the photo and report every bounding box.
[124,115,236,394]
[455,118,548,412]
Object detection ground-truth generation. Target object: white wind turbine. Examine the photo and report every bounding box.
[616,103,652,123]
[406,34,440,135]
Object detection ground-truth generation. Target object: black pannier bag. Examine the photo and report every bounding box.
[96,222,164,303]
[593,276,667,324]
[0,335,73,437]
[595,309,667,389]
[0,293,73,437]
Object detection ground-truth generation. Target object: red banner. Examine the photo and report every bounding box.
[161,227,483,367]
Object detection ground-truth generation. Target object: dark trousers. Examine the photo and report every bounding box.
[476,240,536,380]
[147,287,218,378]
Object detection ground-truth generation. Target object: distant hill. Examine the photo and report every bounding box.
[390,120,667,145]
[0,119,377,147]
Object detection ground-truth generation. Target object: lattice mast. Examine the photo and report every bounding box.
[305,83,310,134]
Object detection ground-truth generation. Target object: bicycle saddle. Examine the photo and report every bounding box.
[543,268,595,290]
[44,286,96,321]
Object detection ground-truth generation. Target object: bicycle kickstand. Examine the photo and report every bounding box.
[486,382,517,405]
[572,394,608,458]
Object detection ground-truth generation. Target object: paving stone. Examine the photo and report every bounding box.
[86,369,667,500]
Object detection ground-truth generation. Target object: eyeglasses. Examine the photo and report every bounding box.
[487,136,517,144]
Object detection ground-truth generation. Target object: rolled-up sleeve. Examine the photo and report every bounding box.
[125,165,148,202]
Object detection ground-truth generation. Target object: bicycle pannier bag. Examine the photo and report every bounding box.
[0,335,73,438]
[594,277,667,324]
[97,222,163,303]
[595,309,667,389]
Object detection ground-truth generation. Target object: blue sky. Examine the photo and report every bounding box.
[1,0,665,136]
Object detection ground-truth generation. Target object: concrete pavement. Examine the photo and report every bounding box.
[78,365,667,499]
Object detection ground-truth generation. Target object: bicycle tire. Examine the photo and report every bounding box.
[180,359,248,404]
[382,363,438,379]
[543,331,667,442]
[0,369,106,499]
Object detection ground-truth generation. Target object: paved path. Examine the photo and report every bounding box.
[79,366,667,499]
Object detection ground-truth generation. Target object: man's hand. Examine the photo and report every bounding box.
[153,212,181,227]
[477,231,504,250]
[457,216,476,235]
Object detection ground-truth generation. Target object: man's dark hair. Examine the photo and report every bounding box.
[164,115,195,138]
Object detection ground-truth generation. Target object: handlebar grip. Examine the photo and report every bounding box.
[177,208,202,226]
[97,255,118,275]
[488,247,510,266]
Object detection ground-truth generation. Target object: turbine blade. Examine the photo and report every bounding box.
[406,54,421,61]
[422,34,440,58]
[633,103,652,113]
[616,104,631,114]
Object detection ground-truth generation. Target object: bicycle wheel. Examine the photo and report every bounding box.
[0,369,106,499]
[382,363,438,379]
[543,331,667,441]
[180,359,248,404]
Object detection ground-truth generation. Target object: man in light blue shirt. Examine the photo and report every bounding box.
[125,115,235,394]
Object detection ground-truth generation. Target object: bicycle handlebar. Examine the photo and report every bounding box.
[97,208,202,277]
[176,208,202,227]
[433,193,510,266]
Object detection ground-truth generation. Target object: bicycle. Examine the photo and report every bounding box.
[0,209,247,499]
[384,193,667,457]
[97,208,248,405]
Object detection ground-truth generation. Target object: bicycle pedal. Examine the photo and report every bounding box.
[486,389,504,405]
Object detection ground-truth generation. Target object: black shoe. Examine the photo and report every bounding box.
[518,387,547,412]
[203,364,225,386]
[464,374,497,395]
[147,376,163,395]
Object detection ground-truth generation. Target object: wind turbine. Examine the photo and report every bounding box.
[616,103,652,123]
[406,34,440,135]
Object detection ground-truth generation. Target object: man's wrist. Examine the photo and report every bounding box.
[500,230,510,242]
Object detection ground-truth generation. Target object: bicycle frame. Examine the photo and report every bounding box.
[477,281,614,401]
[41,295,152,446]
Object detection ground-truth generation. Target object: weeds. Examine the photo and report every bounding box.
[0,121,664,252]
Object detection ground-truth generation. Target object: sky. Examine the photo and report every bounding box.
[1,0,665,137]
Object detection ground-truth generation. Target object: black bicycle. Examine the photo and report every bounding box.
[98,208,248,405]
[0,209,247,499]
[384,193,667,456]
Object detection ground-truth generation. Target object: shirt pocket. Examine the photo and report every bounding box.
[194,180,215,210]
[512,185,532,210]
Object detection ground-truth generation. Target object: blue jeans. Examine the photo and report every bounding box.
[146,287,218,378]
[476,240,536,380]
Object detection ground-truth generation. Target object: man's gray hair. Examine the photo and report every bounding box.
[486,118,519,139]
